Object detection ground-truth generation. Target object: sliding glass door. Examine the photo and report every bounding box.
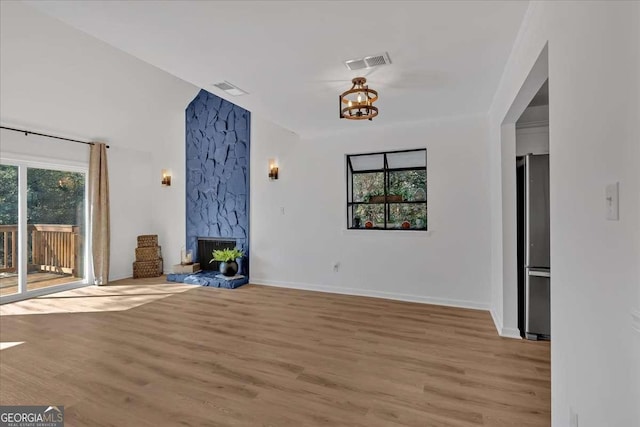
[0,161,88,301]
[27,167,86,291]
[0,165,19,296]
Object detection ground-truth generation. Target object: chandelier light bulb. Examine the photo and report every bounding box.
[339,77,378,121]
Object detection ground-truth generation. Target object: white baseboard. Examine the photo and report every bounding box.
[490,308,521,339]
[250,278,489,311]
[490,308,503,332]
[500,327,522,339]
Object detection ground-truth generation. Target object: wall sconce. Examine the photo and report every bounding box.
[161,169,172,186]
[268,158,279,180]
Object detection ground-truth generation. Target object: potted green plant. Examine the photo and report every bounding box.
[210,247,244,277]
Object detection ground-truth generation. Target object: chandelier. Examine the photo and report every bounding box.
[339,77,378,121]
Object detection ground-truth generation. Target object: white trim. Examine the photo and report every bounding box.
[250,278,489,311]
[490,308,522,339]
[17,166,27,294]
[84,168,93,285]
[500,327,522,339]
[490,308,503,332]
[0,280,89,304]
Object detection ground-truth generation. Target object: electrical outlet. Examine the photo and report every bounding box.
[570,407,579,427]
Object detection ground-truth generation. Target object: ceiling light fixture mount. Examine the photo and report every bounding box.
[339,77,378,121]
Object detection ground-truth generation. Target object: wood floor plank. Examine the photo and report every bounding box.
[0,277,550,426]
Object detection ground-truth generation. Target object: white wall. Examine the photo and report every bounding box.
[489,2,640,426]
[149,114,191,270]
[0,1,198,280]
[515,126,549,156]
[517,104,549,125]
[251,115,492,309]
[516,105,549,156]
[0,131,90,168]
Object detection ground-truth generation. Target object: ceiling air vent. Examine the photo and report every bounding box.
[212,81,248,96]
[344,52,392,71]
[344,58,367,71]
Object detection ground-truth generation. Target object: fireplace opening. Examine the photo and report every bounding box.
[197,238,236,271]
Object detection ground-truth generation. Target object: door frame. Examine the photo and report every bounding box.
[498,44,549,337]
[0,156,90,304]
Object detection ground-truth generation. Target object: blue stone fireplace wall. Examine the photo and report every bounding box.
[185,89,250,276]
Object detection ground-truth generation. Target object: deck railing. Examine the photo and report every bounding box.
[0,224,80,276]
[0,225,17,273]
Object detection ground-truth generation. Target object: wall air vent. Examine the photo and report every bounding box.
[212,81,248,96]
[344,52,392,71]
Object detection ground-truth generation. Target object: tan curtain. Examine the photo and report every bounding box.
[89,143,110,285]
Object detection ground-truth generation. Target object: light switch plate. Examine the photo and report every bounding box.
[605,182,619,220]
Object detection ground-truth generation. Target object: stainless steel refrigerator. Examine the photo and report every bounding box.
[517,154,550,340]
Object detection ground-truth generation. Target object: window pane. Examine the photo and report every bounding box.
[386,150,426,169]
[353,172,384,202]
[388,170,426,202]
[27,168,85,291]
[353,204,385,229]
[0,165,19,296]
[388,203,427,230]
[350,153,384,171]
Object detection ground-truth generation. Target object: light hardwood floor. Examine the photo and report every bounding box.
[0,277,550,426]
[0,271,77,296]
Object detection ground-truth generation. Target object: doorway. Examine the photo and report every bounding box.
[498,44,549,338]
[514,87,550,339]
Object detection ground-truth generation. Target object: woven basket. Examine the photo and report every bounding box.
[133,259,163,278]
[135,246,162,262]
[137,234,158,248]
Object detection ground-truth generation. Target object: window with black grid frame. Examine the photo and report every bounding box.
[346,149,427,231]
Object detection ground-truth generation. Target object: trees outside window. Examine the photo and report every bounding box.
[347,149,427,231]
[0,163,86,297]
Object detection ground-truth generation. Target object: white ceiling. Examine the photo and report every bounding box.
[26,1,529,137]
